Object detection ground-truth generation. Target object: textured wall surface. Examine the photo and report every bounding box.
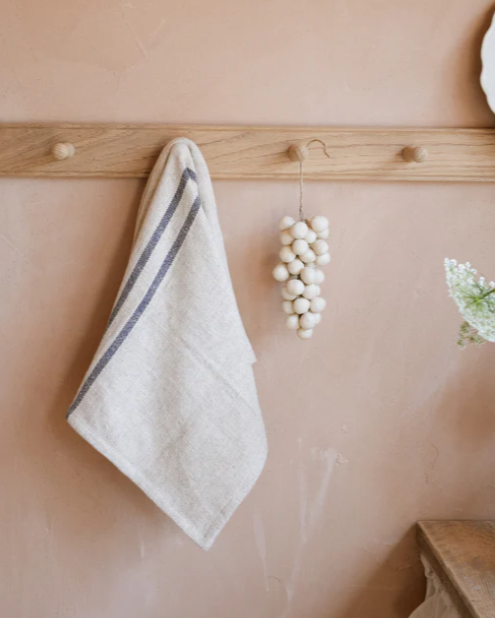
[1,1,495,617]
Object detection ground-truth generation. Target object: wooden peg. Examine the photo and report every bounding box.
[52,142,75,161]
[402,145,428,163]
[288,144,310,162]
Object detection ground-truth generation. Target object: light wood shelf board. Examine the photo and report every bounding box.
[1,123,495,181]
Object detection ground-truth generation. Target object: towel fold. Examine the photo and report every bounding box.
[67,138,267,550]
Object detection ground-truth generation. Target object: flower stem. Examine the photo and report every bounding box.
[480,288,495,300]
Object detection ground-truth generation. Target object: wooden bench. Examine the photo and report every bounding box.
[418,521,495,618]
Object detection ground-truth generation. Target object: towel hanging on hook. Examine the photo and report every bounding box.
[67,137,268,550]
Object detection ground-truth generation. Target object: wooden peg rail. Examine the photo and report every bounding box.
[1,123,495,182]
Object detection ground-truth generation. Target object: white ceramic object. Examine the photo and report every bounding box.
[481,13,495,114]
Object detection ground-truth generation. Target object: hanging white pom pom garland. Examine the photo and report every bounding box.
[272,215,330,339]
[272,148,331,340]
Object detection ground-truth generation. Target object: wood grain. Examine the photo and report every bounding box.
[1,123,495,181]
[418,521,495,618]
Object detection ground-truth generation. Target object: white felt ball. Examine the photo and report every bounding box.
[286,314,300,330]
[281,286,297,300]
[302,284,320,300]
[300,267,317,284]
[310,215,329,233]
[280,246,296,263]
[273,263,289,281]
[317,228,329,239]
[293,297,310,314]
[279,216,295,231]
[286,278,305,296]
[297,328,313,340]
[290,221,309,239]
[292,239,309,255]
[282,300,295,315]
[299,311,318,329]
[313,313,322,325]
[301,249,316,263]
[314,269,325,285]
[315,252,331,266]
[310,297,327,313]
[312,239,329,256]
[287,258,304,275]
[305,229,317,244]
[280,230,293,245]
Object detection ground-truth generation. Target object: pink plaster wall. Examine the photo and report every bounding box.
[1,1,495,617]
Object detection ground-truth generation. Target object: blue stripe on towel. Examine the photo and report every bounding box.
[67,194,202,418]
[107,167,197,328]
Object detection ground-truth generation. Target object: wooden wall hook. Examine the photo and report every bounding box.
[0,124,493,181]
[52,142,76,161]
[288,144,309,162]
[402,145,428,163]
[288,139,331,163]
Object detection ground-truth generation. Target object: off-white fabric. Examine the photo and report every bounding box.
[67,138,267,550]
[408,556,462,618]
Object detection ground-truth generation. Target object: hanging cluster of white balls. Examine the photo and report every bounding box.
[272,215,330,339]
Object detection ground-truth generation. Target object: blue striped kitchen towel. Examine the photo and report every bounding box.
[67,138,267,550]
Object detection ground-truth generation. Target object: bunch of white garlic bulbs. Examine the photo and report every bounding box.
[272,215,330,339]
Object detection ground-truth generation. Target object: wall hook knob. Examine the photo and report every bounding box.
[288,139,331,163]
[402,145,428,163]
[52,142,75,161]
[288,144,310,162]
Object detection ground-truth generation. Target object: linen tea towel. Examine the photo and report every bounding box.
[67,138,267,550]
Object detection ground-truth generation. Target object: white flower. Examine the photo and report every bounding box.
[444,258,495,347]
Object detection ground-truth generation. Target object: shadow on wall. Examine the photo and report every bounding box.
[40,181,163,527]
[0,186,186,607]
[334,341,495,618]
[432,343,495,510]
[220,193,286,351]
[336,529,425,618]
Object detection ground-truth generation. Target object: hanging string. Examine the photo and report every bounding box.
[299,159,305,222]
[296,139,331,223]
